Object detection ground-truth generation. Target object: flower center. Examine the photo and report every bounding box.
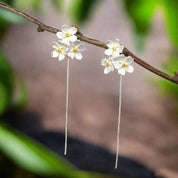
[73,47,79,53]
[57,48,62,53]
[112,45,118,52]
[106,61,110,67]
[65,32,70,37]
[121,62,127,68]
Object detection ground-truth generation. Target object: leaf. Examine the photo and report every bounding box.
[0,8,24,24]
[68,0,100,24]
[0,52,28,114]
[10,76,28,110]
[15,0,43,11]
[123,0,157,50]
[0,122,78,177]
[154,52,178,111]
[159,55,178,97]
[0,1,23,39]
[0,52,14,114]
[0,83,8,115]
[162,0,178,48]
[51,0,64,12]
[0,52,14,96]
[0,0,14,6]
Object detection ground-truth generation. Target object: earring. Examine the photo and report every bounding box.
[51,25,86,155]
[101,39,134,169]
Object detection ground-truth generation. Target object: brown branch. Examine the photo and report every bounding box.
[0,2,177,84]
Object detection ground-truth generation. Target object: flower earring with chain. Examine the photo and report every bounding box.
[101,39,134,169]
[50,26,134,168]
[51,25,86,155]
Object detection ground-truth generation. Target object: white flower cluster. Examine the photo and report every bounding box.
[101,39,134,75]
[51,25,86,61]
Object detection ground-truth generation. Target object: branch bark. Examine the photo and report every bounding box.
[0,2,177,84]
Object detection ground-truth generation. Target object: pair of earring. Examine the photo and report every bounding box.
[51,25,134,169]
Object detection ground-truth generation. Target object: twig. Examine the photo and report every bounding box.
[0,2,177,84]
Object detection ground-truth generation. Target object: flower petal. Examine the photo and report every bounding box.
[125,56,134,65]
[119,45,124,53]
[59,53,65,61]
[61,25,69,32]
[57,41,63,46]
[62,38,70,45]
[118,68,126,75]
[116,46,124,54]
[113,51,120,58]
[126,65,134,73]
[78,44,86,51]
[110,65,114,72]
[51,42,59,49]
[56,32,65,39]
[105,49,112,56]
[117,54,126,62]
[73,40,80,46]
[101,58,107,66]
[68,27,77,35]
[51,50,59,58]
[68,52,75,59]
[104,66,113,74]
[75,52,82,60]
[115,38,120,45]
[112,61,122,69]
[106,40,114,48]
[69,35,77,42]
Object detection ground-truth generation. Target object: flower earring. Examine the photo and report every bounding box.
[51,25,86,155]
[101,39,134,169]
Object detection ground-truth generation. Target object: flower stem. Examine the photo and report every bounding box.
[64,58,70,155]
[115,75,122,169]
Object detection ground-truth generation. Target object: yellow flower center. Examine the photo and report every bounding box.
[121,62,127,68]
[65,32,70,37]
[106,61,110,67]
[57,48,62,53]
[73,47,79,53]
[112,45,119,52]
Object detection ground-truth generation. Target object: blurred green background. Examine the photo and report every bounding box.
[0,0,177,177]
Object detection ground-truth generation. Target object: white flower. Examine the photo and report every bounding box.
[51,42,67,61]
[101,58,114,74]
[56,25,77,46]
[67,40,86,60]
[113,55,134,75]
[105,39,124,58]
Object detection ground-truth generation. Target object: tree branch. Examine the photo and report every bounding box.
[0,2,177,84]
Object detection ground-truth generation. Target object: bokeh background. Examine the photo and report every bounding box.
[0,0,177,177]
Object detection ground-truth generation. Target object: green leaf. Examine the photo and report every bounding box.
[123,0,157,50]
[0,83,8,115]
[0,0,14,6]
[0,52,28,114]
[10,76,28,110]
[51,0,64,12]
[68,0,100,24]
[158,54,178,98]
[0,52,14,114]
[162,0,178,48]
[0,122,78,177]
[15,0,43,11]
[0,8,24,24]
[153,52,178,112]
[0,52,14,96]
[0,1,22,40]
